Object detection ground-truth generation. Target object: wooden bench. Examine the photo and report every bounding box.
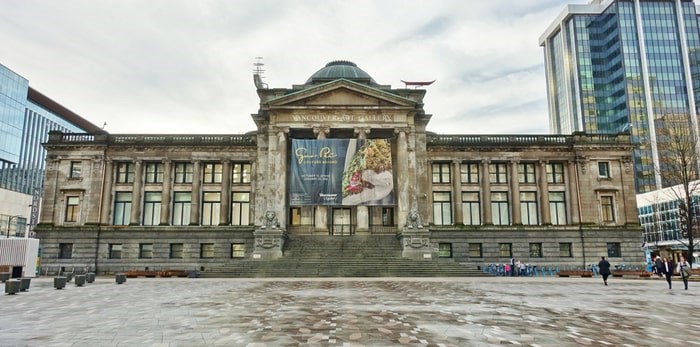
[558,270,592,277]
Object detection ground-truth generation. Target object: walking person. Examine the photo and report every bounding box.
[654,256,663,277]
[677,255,691,291]
[662,257,676,289]
[598,256,611,286]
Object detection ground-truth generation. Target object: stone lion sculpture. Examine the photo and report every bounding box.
[263,210,279,229]
[406,209,423,229]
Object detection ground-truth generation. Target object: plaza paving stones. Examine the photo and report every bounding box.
[0,276,696,346]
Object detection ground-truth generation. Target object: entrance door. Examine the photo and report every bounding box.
[331,208,352,235]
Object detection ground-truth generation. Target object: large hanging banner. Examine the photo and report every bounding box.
[290,139,394,206]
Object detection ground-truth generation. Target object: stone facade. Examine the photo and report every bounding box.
[35,61,643,274]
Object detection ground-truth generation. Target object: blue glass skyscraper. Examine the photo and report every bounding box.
[540,0,700,193]
[0,63,102,236]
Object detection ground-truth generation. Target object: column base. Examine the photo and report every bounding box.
[398,228,434,260]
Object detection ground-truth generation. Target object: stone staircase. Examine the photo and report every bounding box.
[200,235,485,278]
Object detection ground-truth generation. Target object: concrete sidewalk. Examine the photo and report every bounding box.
[1,276,697,346]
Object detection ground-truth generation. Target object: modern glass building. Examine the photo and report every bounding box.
[0,63,103,236]
[540,0,700,193]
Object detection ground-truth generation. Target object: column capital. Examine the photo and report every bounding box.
[354,127,371,138]
[272,126,290,135]
[394,127,411,135]
[313,126,330,139]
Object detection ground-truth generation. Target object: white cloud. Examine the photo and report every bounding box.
[0,0,589,135]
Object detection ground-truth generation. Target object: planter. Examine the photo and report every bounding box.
[5,280,21,295]
[0,272,10,282]
[115,273,127,284]
[86,273,96,283]
[74,275,86,287]
[20,278,31,291]
[54,276,67,290]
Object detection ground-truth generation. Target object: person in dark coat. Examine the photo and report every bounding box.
[654,256,663,277]
[598,256,611,286]
[677,255,691,291]
[662,257,676,289]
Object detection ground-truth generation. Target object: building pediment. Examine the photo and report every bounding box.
[266,79,417,109]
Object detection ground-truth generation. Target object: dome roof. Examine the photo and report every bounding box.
[305,60,376,85]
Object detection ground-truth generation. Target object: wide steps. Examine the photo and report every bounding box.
[199,234,485,278]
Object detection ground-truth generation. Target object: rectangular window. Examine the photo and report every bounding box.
[607,242,621,258]
[491,192,510,225]
[174,162,193,184]
[499,243,512,258]
[113,192,132,225]
[232,163,252,183]
[69,161,82,178]
[58,243,73,259]
[546,163,565,184]
[460,163,479,184]
[461,192,481,225]
[231,243,245,258]
[382,207,394,226]
[145,162,164,184]
[232,192,250,226]
[529,243,543,258]
[438,243,452,258]
[468,243,482,258]
[601,196,615,222]
[290,207,302,225]
[172,192,191,226]
[598,162,610,178]
[202,192,221,226]
[432,192,452,225]
[518,163,536,183]
[65,196,80,222]
[139,243,153,259]
[549,192,567,225]
[116,162,135,183]
[432,162,451,183]
[203,163,223,184]
[489,163,508,184]
[520,192,538,225]
[109,244,122,259]
[170,243,184,259]
[142,192,162,226]
[559,243,572,257]
[200,243,215,258]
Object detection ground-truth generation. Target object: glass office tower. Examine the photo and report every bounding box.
[540,0,700,193]
[0,63,102,235]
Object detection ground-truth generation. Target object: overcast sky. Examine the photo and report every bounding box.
[0,0,588,135]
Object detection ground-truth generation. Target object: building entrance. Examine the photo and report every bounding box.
[331,208,352,235]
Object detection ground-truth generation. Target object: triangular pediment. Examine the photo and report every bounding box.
[267,79,416,108]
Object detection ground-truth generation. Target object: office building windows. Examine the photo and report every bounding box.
[109,244,122,259]
[432,192,452,225]
[491,192,509,225]
[461,192,481,225]
[203,163,222,184]
[601,196,615,222]
[65,196,80,222]
[172,192,191,226]
[231,243,245,258]
[549,192,567,225]
[546,163,564,183]
[200,243,215,258]
[142,192,162,226]
[145,162,164,184]
[69,161,81,178]
[438,243,452,258]
[432,162,451,183]
[232,163,251,183]
[116,162,134,183]
[113,192,132,225]
[598,162,610,178]
[529,243,543,258]
[518,163,536,183]
[174,162,193,184]
[202,192,221,225]
[139,243,153,259]
[460,163,479,184]
[232,192,250,226]
[520,192,538,225]
[489,163,508,184]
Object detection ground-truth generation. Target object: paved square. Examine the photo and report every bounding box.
[1,276,696,346]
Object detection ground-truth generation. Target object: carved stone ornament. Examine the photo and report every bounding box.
[405,209,423,229]
[404,237,430,249]
[255,236,281,249]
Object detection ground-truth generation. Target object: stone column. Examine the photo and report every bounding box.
[481,160,492,224]
[355,127,370,233]
[510,161,521,225]
[100,160,114,225]
[273,128,288,228]
[160,160,172,225]
[313,127,330,234]
[395,128,410,229]
[220,160,231,225]
[130,160,143,225]
[567,160,580,224]
[190,161,201,225]
[452,160,463,225]
[538,161,551,225]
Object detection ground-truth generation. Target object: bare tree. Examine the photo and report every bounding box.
[655,115,700,265]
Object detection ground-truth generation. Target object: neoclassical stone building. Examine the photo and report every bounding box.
[36,61,643,274]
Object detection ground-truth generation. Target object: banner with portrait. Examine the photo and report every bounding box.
[290,139,394,206]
